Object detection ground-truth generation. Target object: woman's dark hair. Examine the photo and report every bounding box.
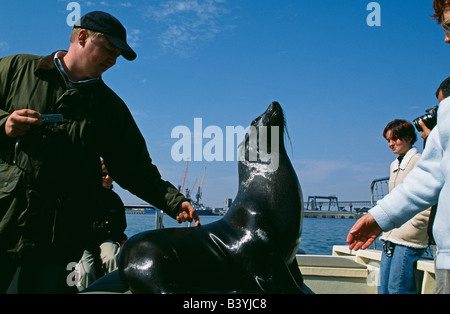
[383,119,417,145]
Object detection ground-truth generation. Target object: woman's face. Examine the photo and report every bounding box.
[385,130,412,156]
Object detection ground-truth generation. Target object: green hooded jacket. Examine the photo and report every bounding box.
[0,53,187,262]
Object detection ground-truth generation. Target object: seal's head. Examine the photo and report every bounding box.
[250,101,285,132]
[239,101,286,176]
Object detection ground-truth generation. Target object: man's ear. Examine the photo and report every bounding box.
[77,29,89,47]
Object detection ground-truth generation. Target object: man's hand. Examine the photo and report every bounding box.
[5,109,42,138]
[419,120,432,140]
[346,213,383,251]
[175,201,201,227]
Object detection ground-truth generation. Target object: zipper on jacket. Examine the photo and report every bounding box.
[13,138,20,165]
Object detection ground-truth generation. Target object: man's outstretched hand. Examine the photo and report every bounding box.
[346,213,383,251]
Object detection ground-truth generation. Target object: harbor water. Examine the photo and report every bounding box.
[124,214,380,256]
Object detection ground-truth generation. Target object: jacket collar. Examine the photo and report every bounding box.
[393,147,418,171]
[34,51,59,75]
[33,52,67,90]
[34,51,102,89]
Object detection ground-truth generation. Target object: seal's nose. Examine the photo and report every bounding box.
[269,101,282,111]
[266,101,284,126]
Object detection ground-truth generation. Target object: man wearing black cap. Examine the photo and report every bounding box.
[0,11,199,293]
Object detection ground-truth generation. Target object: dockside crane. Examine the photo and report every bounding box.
[195,168,206,204]
[186,179,197,200]
[179,159,189,193]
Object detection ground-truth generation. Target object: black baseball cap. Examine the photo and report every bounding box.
[74,11,137,61]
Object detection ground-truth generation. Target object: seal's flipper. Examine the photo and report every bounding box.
[288,259,314,294]
[250,255,307,294]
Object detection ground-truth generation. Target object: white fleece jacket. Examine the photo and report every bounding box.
[370,97,450,270]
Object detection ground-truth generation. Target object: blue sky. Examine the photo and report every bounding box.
[1,0,449,208]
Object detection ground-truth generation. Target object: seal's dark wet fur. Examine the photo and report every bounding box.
[118,102,311,294]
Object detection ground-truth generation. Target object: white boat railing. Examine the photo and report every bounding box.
[369,177,389,250]
[370,177,389,208]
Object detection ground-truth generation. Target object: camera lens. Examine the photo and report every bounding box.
[413,106,438,133]
[413,118,423,132]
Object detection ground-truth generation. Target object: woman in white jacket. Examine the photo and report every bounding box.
[378,120,430,294]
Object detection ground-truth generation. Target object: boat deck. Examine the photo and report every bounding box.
[297,245,435,294]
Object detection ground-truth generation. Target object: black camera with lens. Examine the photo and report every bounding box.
[413,106,438,132]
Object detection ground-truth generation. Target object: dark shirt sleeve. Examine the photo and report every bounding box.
[0,57,12,140]
[97,93,187,219]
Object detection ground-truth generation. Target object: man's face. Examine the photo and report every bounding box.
[438,89,446,102]
[80,33,122,78]
[102,171,113,189]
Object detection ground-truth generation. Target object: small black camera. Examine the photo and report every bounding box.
[413,106,438,132]
[39,114,64,124]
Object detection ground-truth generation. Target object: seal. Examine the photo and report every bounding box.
[118,102,311,294]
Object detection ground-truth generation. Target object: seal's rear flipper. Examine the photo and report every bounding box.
[287,260,314,294]
[252,255,314,294]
